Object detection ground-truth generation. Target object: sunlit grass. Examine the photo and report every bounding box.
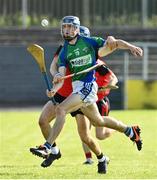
[0,109,157,179]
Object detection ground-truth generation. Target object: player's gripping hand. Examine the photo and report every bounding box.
[53,72,63,84]
[46,89,56,98]
[129,45,143,57]
[46,79,63,98]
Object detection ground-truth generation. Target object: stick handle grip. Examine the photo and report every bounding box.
[42,72,52,91]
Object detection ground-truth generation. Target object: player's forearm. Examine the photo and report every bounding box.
[50,56,58,77]
[116,39,143,56]
[116,39,134,50]
[98,45,115,57]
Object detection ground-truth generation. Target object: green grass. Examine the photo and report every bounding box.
[0,109,157,179]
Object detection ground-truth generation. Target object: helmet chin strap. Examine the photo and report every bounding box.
[63,34,78,41]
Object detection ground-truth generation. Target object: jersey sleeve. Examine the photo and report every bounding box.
[54,45,63,57]
[57,47,67,67]
[91,36,106,48]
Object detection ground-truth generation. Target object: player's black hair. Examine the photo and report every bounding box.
[96,64,109,76]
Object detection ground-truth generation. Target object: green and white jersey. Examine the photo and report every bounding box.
[58,35,105,82]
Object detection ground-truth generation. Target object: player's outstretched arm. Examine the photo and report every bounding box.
[98,36,143,57]
[115,39,143,57]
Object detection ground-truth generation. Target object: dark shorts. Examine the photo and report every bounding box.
[70,109,84,117]
[71,96,110,117]
[53,93,84,117]
[53,93,66,104]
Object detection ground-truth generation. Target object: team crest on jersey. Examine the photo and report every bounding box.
[71,54,92,67]
[74,48,80,56]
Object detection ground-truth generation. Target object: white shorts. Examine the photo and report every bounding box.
[72,80,98,106]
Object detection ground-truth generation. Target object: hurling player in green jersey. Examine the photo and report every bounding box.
[30,16,143,174]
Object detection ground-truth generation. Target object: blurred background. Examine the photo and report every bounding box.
[0,0,157,110]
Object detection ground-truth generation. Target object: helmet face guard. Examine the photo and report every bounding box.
[61,16,80,41]
[80,26,90,37]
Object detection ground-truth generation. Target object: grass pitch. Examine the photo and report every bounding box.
[0,109,157,179]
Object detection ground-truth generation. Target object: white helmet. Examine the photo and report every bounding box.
[80,26,90,37]
[61,16,80,41]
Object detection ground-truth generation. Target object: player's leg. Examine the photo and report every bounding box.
[77,112,94,164]
[96,127,114,140]
[46,93,83,144]
[82,142,94,164]
[40,95,85,168]
[81,103,142,150]
[80,98,113,165]
[81,97,113,164]
[32,93,83,158]
[30,100,61,160]
[39,93,67,139]
[30,100,57,156]
[75,114,107,173]
[76,114,101,156]
[39,100,56,139]
[30,93,67,161]
[70,109,93,164]
[95,97,115,140]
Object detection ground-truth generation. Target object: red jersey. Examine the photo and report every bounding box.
[57,61,112,100]
[57,67,72,97]
[52,45,73,97]
[96,71,111,100]
[95,59,112,101]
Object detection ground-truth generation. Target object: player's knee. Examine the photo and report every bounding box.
[91,117,104,127]
[55,105,66,117]
[81,135,90,144]
[96,133,109,140]
[104,131,111,138]
[96,133,104,140]
[80,131,91,144]
[38,116,48,128]
[96,129,112,140]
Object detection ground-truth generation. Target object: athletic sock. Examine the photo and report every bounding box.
[52,142,56,147]
[44,142,59,154]
[51,146,59,154]
[85,152,92,159]
[97,153,106,162]
[124,127,134,138]
[44,142,51,149]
